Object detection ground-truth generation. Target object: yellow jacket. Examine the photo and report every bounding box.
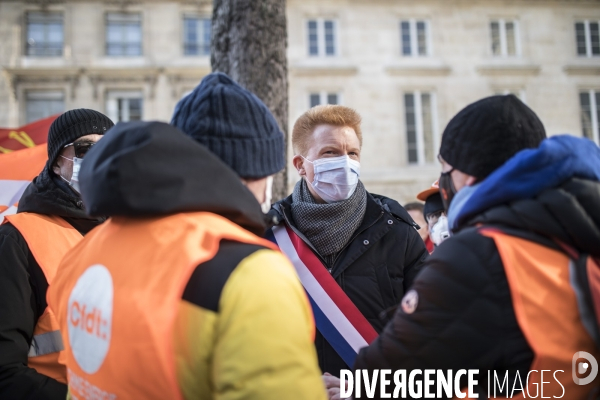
[174,246,326,400]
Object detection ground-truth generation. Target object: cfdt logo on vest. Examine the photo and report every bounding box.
[67,264,113,374]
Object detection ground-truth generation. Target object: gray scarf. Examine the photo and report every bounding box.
[291,179,367,266]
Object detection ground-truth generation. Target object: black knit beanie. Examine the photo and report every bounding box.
[47,108,114,167]
[170,72,285,179]
[439,95,546,180]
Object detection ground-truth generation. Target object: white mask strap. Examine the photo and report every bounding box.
[59,174,70,185]
[57,155,73,184]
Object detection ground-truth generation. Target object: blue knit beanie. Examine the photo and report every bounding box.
[170,72,285,179]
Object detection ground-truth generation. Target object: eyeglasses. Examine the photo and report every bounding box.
[63,141,96,158]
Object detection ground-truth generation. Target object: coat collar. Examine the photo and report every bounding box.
[273,192,389,276]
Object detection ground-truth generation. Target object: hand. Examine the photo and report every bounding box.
[322,372,351,400]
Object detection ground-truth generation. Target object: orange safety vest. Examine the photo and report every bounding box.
[4,212,83,384]
[478,228,600,399]
[48,212,279,400]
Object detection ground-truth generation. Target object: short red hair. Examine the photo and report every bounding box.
[292,105,362,155]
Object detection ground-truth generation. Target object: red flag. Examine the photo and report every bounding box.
[0,115,57,153]
[0,142,49,221]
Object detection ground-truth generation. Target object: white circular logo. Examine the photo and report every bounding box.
[573,351,599,385]
[67,264,113,374]
[401,289,419,314]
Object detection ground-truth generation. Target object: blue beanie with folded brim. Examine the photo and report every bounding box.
[170,72,285,179]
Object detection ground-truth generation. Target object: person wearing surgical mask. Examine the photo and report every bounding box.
[425,195,449,247]
[53,136,101,194]
[0,108,111,399]
[268,104,428,379]
[415,181,449,252]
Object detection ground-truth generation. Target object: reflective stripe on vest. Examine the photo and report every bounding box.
[28,330,64,357]
[48,212,279,400]
[4,212,83,384]
[480,228,600,399]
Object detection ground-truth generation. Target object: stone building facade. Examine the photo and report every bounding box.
[1,0,599,202]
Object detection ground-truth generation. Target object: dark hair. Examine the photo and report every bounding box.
[404,202,424,213]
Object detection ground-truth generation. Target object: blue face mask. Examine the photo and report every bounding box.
[302,155,361,203]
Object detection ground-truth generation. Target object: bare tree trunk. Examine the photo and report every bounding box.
[211,0,289,201]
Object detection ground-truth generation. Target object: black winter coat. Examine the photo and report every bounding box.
[0,167,104,400]
[270,192,428,376]
[354,178,600,399]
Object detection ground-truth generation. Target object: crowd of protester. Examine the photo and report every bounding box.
[1,71,600,400]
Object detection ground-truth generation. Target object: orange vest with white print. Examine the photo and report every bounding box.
[47,212,279,400]
[479,228,600,400]
[4,212,83,384]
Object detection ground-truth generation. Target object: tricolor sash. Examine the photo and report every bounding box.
[268,224,378,368]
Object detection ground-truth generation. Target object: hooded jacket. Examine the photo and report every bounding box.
[269,189,428,376]
[354,135,600,398]
[63,121,325,400]
[0,167,104,400]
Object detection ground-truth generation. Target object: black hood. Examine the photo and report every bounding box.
[466,178,600,257]
[79,121,266,236]
[17,166,104,234]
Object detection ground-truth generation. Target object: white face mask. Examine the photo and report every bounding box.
[430,215,450,246]
[302,155,360,203]
[59,155,83,194]
[261,176,274,214]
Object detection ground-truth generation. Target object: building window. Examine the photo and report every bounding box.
[26,12,63,56]
[575,21,600,57]
[309,92,339,108]
[400,20,430,56]
[580,90,600,144]
[25,91,64,123]
[106,13,142,56]
[307,19,336,56]
[490,19,520,56]
[106,91,143,122]
[183,16,211,56]
[404,91,437,165]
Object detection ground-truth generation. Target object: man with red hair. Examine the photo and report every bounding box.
[268,104,427,378]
